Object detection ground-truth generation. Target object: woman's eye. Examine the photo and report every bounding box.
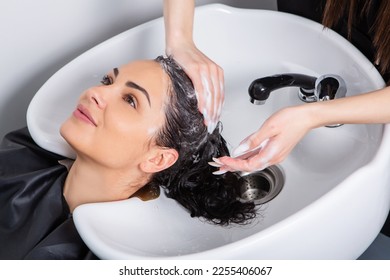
[123,94,137,108]
[101,75,112,85]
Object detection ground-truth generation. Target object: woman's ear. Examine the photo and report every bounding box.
[140,147,178,173]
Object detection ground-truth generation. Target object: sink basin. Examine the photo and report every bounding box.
[27,4,390,259]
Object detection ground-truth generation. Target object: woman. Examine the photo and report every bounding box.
[0,56,256,259]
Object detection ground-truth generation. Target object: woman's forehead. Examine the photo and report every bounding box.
[119,60,162,76]
[113,61,168,104]
[119,60,168,89]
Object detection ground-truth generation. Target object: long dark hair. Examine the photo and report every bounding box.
[322,0,390,80]
[145,56,256,225]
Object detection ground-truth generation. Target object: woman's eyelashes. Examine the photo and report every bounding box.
[123,94,137,108]
[101,75,112,85]
[100,75,137,109]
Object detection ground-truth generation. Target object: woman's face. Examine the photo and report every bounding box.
[60,60,169,170]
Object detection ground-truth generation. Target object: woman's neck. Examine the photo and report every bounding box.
[63,157,147,212]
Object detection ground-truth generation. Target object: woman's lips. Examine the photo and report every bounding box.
[73,104,97,126]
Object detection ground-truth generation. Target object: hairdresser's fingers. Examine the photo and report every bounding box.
[232,104,311,159]
[216,142,275,173]
[209,123,275,174]
[185,56,223,133]
[201,63,224,133]
[168,44,224,133]
[216,127,304,173]
[199,68,214,130]
[187,69,205,111]
[231,129,273,159]
[211,65,225,130]
[212,106,315,174]
[215,157,266,174]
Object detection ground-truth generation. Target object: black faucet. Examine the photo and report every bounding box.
[248,73,346,105]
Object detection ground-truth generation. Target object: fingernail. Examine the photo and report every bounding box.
[212,169,228,175]
[232,142,250,157]
[203,109,214,134]
[195,90,200,100]
[232,139,270,158]
[208,161,222,167]
[212,157,223,165]
[202,108,209,119]
[207,121,216,134]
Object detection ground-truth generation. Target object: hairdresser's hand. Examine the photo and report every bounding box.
[211,106,313,174]
[167,41,224,133]
[164,0,224,132]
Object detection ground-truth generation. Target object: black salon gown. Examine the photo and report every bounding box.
[0,127,94,259]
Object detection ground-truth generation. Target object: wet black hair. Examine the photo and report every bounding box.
[145,56,256,225]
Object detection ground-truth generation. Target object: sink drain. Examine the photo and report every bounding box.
[237,165,284,204]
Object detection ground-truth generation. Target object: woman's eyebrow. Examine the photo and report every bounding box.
[113,68,151,107]
[126,81,151,107]
[113,68,119,77]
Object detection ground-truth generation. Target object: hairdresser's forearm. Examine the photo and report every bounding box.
[305,86,390,128]
[163,0,195,52]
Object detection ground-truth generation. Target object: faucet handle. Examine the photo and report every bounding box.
[315,74,347,101]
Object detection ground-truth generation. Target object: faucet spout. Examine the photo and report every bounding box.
[248,73,347,105]
[248,73,317,104]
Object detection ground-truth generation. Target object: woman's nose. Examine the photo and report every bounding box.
[85,87,108,109]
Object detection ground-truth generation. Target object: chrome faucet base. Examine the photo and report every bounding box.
[298,88,316,103]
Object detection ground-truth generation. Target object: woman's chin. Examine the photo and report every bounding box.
[60,119,82,153]
[59,120,72,143]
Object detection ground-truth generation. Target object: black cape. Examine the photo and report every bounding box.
[0,128,94,259]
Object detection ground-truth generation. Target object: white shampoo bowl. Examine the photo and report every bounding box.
[27,4,390,259]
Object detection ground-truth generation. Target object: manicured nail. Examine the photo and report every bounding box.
[232,139,270,158]
[212,157,223,165]
[195,90,200,100]
[208,161,222,167]
[207,121,217,134]
[232,142,250,157]
[202,108,215,134]
[202,108,209,120]
[212,169,228,175]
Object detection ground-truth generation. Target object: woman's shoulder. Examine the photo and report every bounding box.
[0,128,94,260]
